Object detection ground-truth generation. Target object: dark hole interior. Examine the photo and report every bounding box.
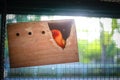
[41,31,45,34]
[48,21,73,40]
[28,32,32,35]
[16,33,20,36]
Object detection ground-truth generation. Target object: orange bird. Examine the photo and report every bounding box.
[51,29,66,48]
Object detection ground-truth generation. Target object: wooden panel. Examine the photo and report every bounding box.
[7,19,79,68]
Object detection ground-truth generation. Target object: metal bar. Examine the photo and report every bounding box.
[0,0,7,79]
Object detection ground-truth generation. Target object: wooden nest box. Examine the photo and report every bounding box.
[7,19,79,68]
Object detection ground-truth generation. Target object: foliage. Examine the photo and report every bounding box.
[78,39,101,63]
[111,19,118,36]
[103,31,111,46]
[106,41,118,57]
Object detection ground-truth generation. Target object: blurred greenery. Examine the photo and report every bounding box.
[103,32,111,46]
[111,19,118,36]
[78,39,101,63]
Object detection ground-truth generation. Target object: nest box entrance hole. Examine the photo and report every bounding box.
[48,20,73,48]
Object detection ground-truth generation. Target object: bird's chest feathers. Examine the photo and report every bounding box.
[54,36,63,43]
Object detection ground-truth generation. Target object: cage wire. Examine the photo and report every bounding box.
[3,15,120,80]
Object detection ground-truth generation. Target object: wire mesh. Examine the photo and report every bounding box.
[3,15,120,80]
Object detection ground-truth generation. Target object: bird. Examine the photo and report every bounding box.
[51,29,66,49]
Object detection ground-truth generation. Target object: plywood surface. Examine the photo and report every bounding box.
[7,20,79,68]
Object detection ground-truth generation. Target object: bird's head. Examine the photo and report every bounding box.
[51,29,61,39]
[51,29,65,48]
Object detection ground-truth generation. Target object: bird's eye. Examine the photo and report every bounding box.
[52,32,54,34]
